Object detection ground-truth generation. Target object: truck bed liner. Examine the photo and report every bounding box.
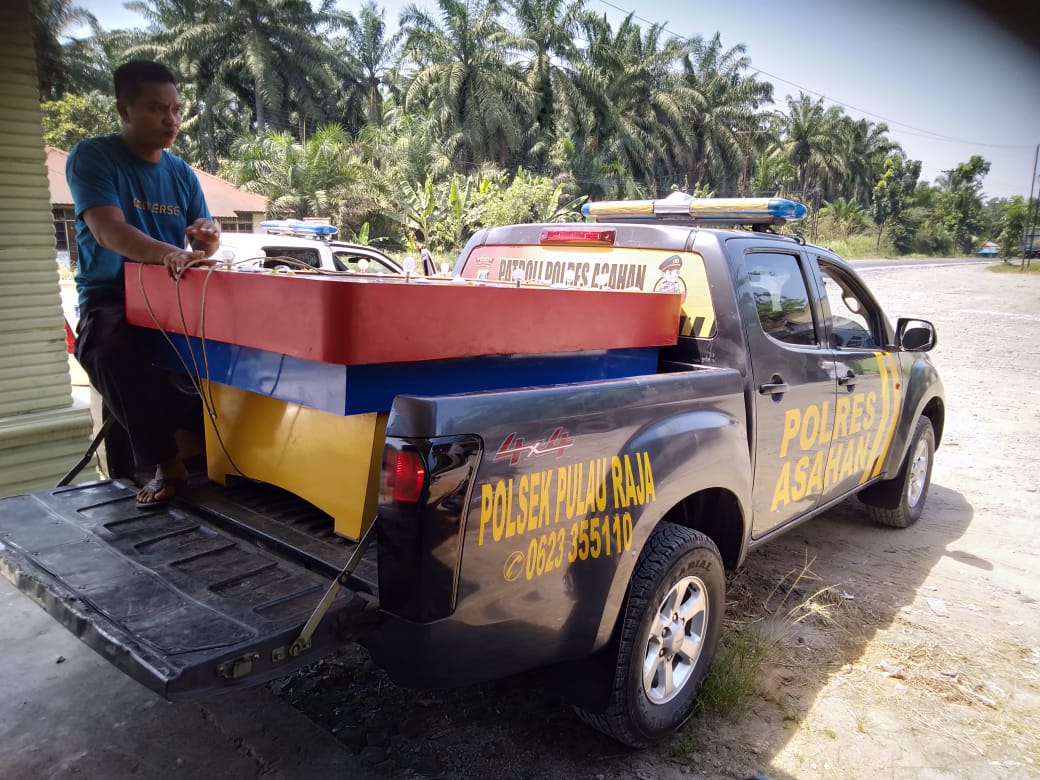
[0,480,375,700]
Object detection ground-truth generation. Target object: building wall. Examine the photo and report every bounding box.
[0,1,92,495]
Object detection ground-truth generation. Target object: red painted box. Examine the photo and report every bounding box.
[124,264,682,365]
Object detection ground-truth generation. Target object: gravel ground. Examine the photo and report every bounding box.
[277,261,1040,780]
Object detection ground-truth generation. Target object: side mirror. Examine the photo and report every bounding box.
[896,318,937,352]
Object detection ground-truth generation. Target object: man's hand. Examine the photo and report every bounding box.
[185,218,220,255]
[161,248,211,280]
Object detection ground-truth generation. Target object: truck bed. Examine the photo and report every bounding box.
[0,478,378,700]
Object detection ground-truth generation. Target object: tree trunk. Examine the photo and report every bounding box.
[255,81,265,132]
[205,109,217,174]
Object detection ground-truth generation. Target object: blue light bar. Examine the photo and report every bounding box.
[260,219,339,236]
[581,193,807,225]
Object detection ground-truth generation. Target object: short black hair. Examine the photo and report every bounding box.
[113,60,177,103]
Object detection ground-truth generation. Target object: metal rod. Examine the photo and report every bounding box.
[1024,143,1040,269]
[289,519,378,656]
[56,416,114,487]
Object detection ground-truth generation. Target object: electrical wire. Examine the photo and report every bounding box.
[131,253,473,491]
[592,0,1035,151]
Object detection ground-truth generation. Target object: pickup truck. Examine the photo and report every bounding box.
[0,195,944,748]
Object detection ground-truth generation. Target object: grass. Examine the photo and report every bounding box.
[988,259,1040,274]
[693,556,851,721]
[812,233,888,259]
[667,730,701,761]
[694,618,781,716]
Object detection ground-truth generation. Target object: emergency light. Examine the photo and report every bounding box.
[582,193,807,226]
[260,219,339,237]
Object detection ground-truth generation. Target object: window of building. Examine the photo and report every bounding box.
[216,218,254,233]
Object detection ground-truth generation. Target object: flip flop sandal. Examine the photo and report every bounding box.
[135,476,187,510]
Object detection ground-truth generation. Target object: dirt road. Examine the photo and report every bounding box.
[281,262,1040,780]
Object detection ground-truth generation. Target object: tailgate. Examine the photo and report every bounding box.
[0,480,374,700]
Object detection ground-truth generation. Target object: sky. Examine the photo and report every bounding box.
[75,0,1040,200]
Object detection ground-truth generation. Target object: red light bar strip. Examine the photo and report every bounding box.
[539,227,616,245]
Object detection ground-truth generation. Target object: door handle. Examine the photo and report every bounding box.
[838,370,857,391]
[758,375,789,396]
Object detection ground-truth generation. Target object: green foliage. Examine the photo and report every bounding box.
[871,152,921,254]
[30,0,101,100]
[932,155,991,253]
[478,167,583,228]
[994,196,1029,258]
[36,5,1027,259]
[820,197,867,237]
[41,91,118,149]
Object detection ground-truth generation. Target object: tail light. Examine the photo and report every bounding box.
[376,435,482,622]
[539,227,616,245]
[381,445,427,503]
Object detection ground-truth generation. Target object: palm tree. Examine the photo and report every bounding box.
[566,14,692,197]
[332,1,402,129]
[30,0,100,100]
[399,0,530,170]
[128,0,345,136]
[359,102,454,184]
[778,93,845,198]
[837,116,896,206]
[507,0,586,167]
[678,33,773,195]
[229,124,383,227]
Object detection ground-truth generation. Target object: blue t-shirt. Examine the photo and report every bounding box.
[66,134,211,304]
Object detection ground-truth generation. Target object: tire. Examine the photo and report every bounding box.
[859,415,935,528]
[574,522,725,747]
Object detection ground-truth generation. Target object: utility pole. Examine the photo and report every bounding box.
[1023,143,1039,270]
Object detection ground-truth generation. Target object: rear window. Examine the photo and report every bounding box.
[459,244,717,338]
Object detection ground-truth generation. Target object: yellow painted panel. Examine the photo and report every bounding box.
[203,382,387,541]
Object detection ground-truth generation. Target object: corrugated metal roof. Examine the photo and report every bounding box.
[45,146,267,218]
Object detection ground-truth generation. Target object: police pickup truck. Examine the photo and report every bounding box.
[0,195,944,748]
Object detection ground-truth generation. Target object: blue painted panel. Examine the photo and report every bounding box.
[146,332,659,416]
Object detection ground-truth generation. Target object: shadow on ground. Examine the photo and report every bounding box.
[277,482,971,780]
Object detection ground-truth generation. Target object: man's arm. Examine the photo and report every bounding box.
[82,205,206,278]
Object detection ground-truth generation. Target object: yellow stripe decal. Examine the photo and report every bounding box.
[860,351,891,484]
[871,353,902,478]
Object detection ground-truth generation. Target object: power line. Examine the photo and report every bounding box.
[592,0,1034,151]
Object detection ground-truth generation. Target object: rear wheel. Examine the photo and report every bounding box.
[574,522,724,747]
[859,415,935,528]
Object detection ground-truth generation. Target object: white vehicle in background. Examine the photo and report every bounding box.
[217,232,407,275]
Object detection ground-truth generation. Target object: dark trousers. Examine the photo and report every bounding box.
[74,289,203,470]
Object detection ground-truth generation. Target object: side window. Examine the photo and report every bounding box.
[263,247,321,269]
[747,252,818,346]
[818,262,880,349]
[333,251,395,274]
